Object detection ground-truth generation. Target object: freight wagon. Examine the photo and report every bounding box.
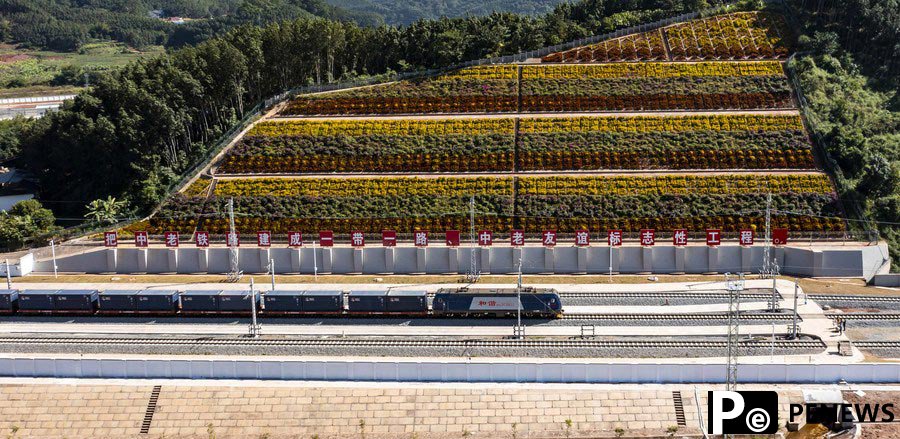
[179,290,223,315]
[0,287,563,318]
[263,290,345,315]
[0,289,17,314]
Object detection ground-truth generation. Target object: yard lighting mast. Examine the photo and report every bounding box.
[761,193,780,312]
[269,258,276,292]
[725,272,744,393]
[50,239,59,279]
[227,197,242,282]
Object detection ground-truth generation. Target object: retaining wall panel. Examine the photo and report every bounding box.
[114,249,142,273]
[146,250,172,273]
[585,248,613,274]
[422,248,450,273]
[553,247,579,273]
[651,247,677,273]
[716,246,742,274]
[175,249,202,273]
[684,247,709,273]
[329,248,356,273]
[618,247,643,273]
[392,248,418,273]
[361,248,387,273]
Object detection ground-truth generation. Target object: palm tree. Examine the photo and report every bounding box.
[84,196,128,225]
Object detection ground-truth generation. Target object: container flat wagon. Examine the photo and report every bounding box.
[54,290,99,314]
[348,290,387,314]
[218,291,257,315]
[0,289,18,314]
[16,289,58,314]
[179,290,222,315]
[262,290,304,315]
[386,290,428,315]
[98,290,141,314]
[299,290,343,314]
[136,290,179,314]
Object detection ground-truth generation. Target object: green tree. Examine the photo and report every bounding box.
[857,155,898,199]
[0,200,57,249]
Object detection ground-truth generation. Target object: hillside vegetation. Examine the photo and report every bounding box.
[0,0,380,51]
[785,0,900,268]
[325,0,571,25]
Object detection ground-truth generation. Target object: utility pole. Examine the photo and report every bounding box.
[466,196,480,283]
[227,198,242,282]
[50,239,58,279]
[248,278,261,338]
[725,272,744,393]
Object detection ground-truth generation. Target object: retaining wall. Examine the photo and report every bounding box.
[30,243,891,280]
[1,356,899,384]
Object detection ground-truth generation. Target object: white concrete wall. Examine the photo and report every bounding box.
[0,253,32,277]
[1,356,899,384]
[872,274,900,287]
[29,243,891,280]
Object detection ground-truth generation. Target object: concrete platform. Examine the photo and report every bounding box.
[0,321,794,337]
[0,378,845,438]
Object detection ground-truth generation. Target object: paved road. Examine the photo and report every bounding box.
[212,169,827,179]
[272,109,800,121]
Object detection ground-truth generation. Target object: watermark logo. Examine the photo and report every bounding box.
[708,391,779,435]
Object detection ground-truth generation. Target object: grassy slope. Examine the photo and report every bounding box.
[0,42,164,97]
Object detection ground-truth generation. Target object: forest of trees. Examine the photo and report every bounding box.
[788,0,899,267]
[325,0,571,26]
[0,0,380,51]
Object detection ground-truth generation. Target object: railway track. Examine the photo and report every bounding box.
[563,312,795,321]
[852,341,900,349]
[0,336,826,349]
[811,295,900,303]
[824,313,900,321]
[558,292,779,300]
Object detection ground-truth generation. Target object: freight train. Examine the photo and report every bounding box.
[0,287,563,318]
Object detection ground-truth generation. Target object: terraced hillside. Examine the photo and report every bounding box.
[128,11,847,242]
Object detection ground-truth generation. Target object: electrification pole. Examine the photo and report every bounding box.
[791,280,799,339]
[761,193,772,279]
[248,278,260,338]
[466,196,480,283]
[515,255,524,339]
